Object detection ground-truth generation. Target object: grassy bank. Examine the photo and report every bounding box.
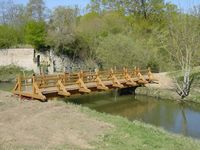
[80,105,200,150]
[169,67,200,102]
[136,86,200,104]
[136,68,200,103]
[0,65,33,82]
[136,87,179,100]
[0,90,200,149]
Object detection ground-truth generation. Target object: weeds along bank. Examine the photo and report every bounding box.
[0,65,33,82]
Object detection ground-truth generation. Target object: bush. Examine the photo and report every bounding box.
[25,20,47,50]
[0,25,18,48]
[96,34,155,69]
[147,59,160,72]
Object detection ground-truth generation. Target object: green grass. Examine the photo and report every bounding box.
[79,105,200,150]
[143,67,200,103]
[189,71,200,102]
[168,66,200,78]
[0,65,33,82]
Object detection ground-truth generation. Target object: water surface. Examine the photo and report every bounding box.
[66,92,200,139]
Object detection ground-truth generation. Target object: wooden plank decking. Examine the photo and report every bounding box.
[13,67,158,101]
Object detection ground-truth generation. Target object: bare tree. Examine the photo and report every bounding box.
[26,0,46,21]
[46,6,78,52]
[166,11,200,99]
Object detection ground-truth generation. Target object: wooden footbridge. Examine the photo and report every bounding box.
[13,67,158,101]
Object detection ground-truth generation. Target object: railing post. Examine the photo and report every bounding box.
[79,70,84,80]
[63,72,68,85]
[31,74,46,100]
[32,74,36,94]
[18,75,22,97]
[95,69,108,90]
[42,73,47,88]
[147,67,158,83]
[57,74,70,97]
[147,67,152,81]
[136,67,148,84]
[76,70,91,93]
[109,68,123,88]
[132,67,137,77]
[123,67,137,86]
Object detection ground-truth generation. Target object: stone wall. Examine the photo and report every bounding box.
[0,49,74,74]
[0,48,37,70]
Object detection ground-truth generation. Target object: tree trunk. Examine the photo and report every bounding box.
[141,0,147,19]
[176,69,194,99]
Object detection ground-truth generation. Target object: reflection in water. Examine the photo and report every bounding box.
[66,92,200,139]
[181,105,188,136]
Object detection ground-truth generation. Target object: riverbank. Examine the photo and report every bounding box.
[0,65,33,82]
[136,72,200,103]
[0,90,200,149]
[136,87,200,104]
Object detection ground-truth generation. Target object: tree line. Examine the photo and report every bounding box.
[0,0,200,72]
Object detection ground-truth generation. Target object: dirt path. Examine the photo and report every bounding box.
[0,91,112,150]
[146,72,175,89]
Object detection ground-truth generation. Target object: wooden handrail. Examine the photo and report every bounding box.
[13,67,156,101]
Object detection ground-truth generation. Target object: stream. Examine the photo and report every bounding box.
[65,91,200,139]
[1,82,200,139]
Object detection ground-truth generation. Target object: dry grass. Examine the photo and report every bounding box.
[0,91,112,150]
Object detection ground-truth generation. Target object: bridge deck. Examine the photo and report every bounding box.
[13,68,158,101]
[41,79,126,94]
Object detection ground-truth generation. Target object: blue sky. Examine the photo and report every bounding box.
[14,0,200,11]
[14,0,90,9]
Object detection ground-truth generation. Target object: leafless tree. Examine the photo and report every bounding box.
[166,10,200,99]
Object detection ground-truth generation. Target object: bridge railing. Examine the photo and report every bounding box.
[13,67,157,101]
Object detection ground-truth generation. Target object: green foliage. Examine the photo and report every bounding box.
[0,25,19,48]
[25,20,47,50]
[96,34,146,68]
[46,6,78,55]
[87,0,174,20]
[0,0,200,72]
[102,12,130,34]
[147,59,160,72]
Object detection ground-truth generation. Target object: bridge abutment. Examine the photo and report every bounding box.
[118,87,139,96]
